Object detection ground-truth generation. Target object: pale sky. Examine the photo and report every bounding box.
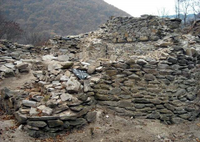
[104,0,176,17]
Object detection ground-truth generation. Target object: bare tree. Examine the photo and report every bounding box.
[180,0,191,25]
[0,14,6,38]
[190,0,200,20]
[22,32,50,46]
[0,12,23,40]
[175,0,182,18]
[157,7,169,18]
[175,0,200,25]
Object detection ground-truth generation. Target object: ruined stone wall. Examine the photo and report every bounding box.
[0,57,99,137]
[98,15,182,43]
[1,44,200,136]
[93,45,200,124]
[0,16,200,137]
[44,16,183,63]
[0,40,38,79]
[46,35,88,61]
[0,74,97,137]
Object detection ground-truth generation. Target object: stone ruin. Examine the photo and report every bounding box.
[0,15,200,137]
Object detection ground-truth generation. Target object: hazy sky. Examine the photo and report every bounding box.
[104,0,176,17]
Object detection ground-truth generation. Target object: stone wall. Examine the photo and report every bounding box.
[45,34,88,61]
[0,40,36,79]
[93,45,200,124]
[98,15,182,43]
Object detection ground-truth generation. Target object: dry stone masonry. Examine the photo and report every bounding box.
[0,15,200,137]
[99,15,181,43]
[94,49,200,124]
[0,40,35,79]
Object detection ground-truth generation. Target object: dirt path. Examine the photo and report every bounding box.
[0,72,35,90]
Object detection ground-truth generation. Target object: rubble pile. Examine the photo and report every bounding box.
[189,20,200,37]
[0,55,100,137]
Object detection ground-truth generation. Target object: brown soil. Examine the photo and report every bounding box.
[0,72,35,90]
[0,108,200,142]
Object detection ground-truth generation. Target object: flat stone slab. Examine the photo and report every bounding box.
[22,100,37,107]
[28,116,60,121]
[27,121,47,128]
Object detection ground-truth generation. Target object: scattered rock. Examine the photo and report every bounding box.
[60,93,73,101]
[4,63,15,70]
[73,69,89,79]
[0,66,15,77]
[16,63,29,70]
[61,62,74,69]
[87,65,96,74]
[69,118,87,126]
[144,74,155,81]
[139,36,149,41]
[70,105,84,112]
[57,55,69,62]
[85,111,97,123]
[30,107,39,116]
[136,59,148,66]
[22,100,37,107]
[147,111,160,119]
[90,77,101,83]
[48,63,62,71]
[47,120,64,128]
[60,75,69,81]
[37,105,53,116]
[15,111,27,124]
[84,80,91,92]
[66,77,81,93]
[42,55,57,61]
[171,117,185,124]
[128,74,140,80]
[27,121,47,128]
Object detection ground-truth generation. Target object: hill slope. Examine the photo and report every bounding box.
[0,0,130,36]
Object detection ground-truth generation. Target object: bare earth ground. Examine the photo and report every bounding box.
[0,72,35,90]
[0,74,200,142]
[0,109,200,142]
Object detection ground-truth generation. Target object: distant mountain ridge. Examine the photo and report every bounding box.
[0,0,130,36]
[164,13,200,21]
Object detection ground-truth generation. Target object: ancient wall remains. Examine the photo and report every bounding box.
[1,15,200,137]
[0,40,34,79]
[98,15,181,43]
[93,46,200,124]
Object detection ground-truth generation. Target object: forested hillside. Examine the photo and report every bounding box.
[0,0,130,36]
